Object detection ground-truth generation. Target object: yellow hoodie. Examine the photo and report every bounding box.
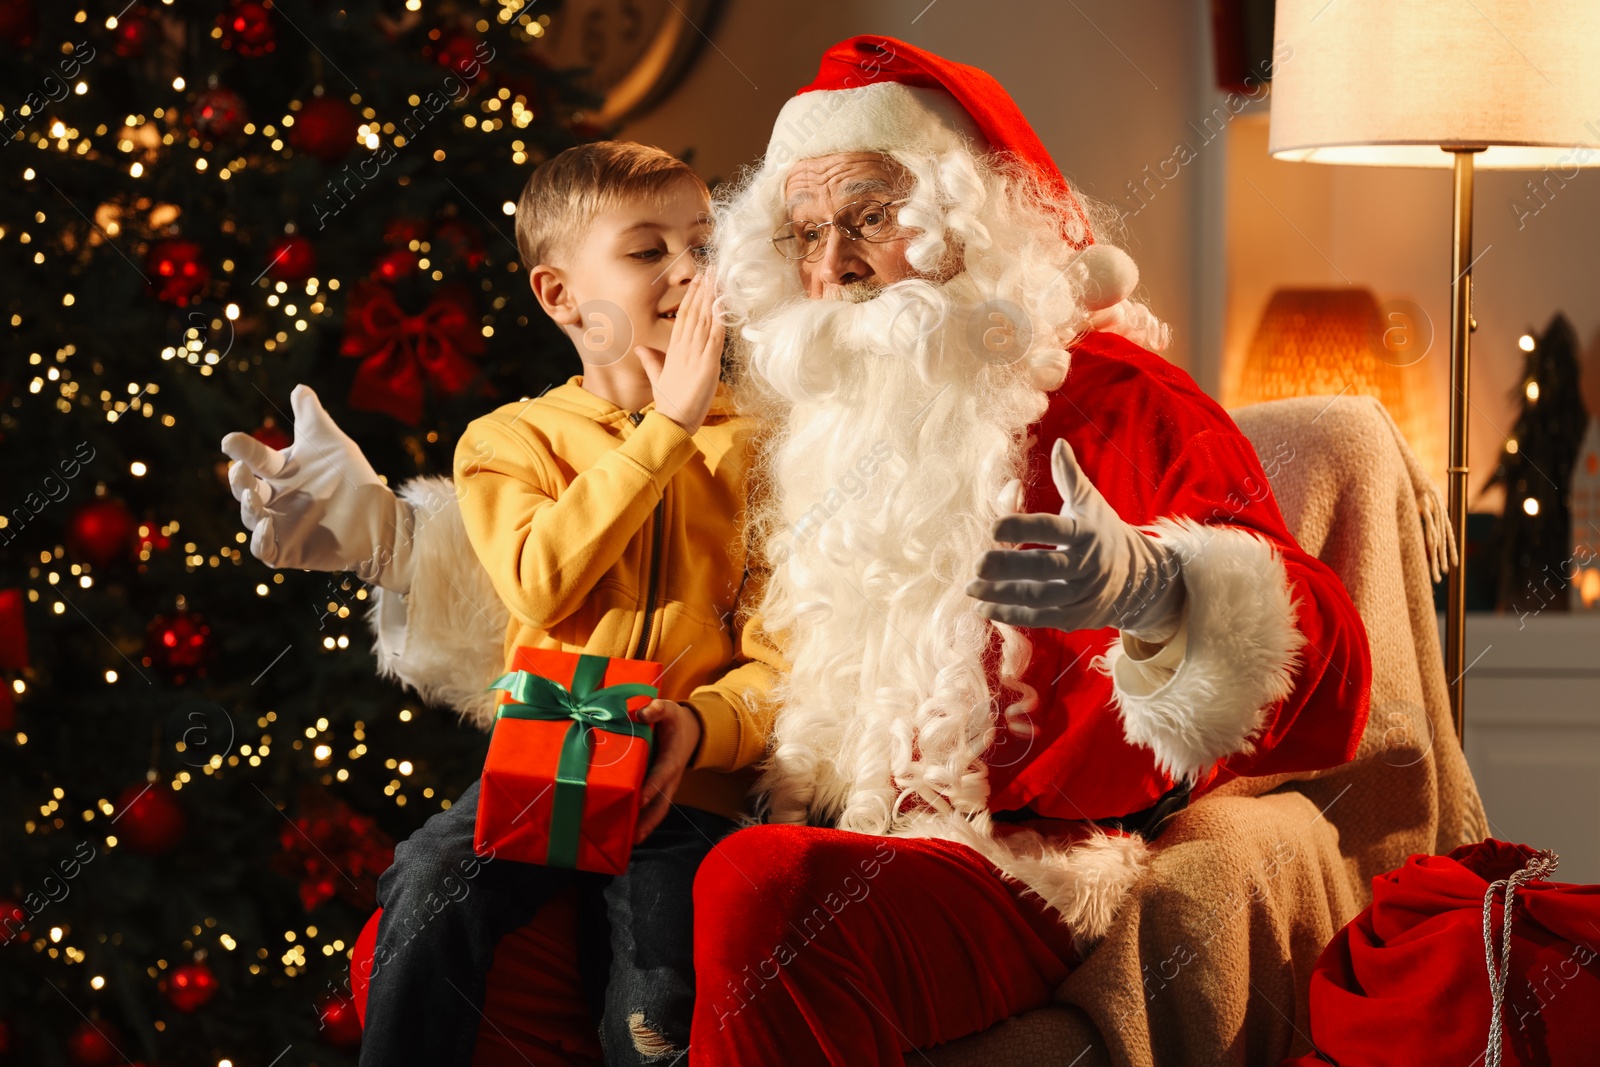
[453,376,786,820]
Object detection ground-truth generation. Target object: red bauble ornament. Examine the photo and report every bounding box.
[265,234,316,283]
[67,499,137,567]
[143,611,210,684]
[315,992,363,1047]
[0,898,28,946]
[160,960,218,1013]
[136,522,170,553]
[146,238,210,306]
[0,0,38,48]
[112,8,155,58]
[383,216,428,247]
[0,586,22,731]
[113,780,187,855]
[217,1,275,56]
[432,32,482,79]
[372,248,418,282]
[192,86,248,140]
[0,1015,11,1056]
[251,421,291,451]
[434,219,485,271]
[0,586,30,672]
[65,1019,123,1067]
[291,97,358,164]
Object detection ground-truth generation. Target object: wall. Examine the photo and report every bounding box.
[619,0,859,187]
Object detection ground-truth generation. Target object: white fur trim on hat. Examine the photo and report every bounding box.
[764,82,983,171]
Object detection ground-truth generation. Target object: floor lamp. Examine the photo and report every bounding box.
[1266,0,1600,744]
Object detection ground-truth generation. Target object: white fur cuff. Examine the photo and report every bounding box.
[1095,517,1309,784]
[366,476,508,732]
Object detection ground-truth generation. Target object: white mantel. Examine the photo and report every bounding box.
[1439,612,1600,882]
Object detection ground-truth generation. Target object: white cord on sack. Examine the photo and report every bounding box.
[1481,847,1559,1067]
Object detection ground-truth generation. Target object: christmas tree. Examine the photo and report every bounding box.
[1480,313,1592,616]
[0,2,605,1061]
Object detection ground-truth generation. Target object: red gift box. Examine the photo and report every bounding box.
[473,648,660,875]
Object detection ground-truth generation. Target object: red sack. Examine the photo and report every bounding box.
[1285,839,1600,1067]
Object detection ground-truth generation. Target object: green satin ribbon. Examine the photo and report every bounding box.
[487,655,657,869]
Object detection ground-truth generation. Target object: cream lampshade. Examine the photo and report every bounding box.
[1268,0,1600,743]
[1270,2,1600,169]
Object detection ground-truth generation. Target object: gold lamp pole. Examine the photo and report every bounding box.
[1444,148,1479,744]
[1267,0,1600,746]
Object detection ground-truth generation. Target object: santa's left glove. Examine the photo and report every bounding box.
[220,384,417,593]
[966,438,1185,641]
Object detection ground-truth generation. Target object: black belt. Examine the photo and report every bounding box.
[993,780,1193,843]
[1094,780,1192,841]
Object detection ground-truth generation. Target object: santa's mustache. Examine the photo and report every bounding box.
[746,273,1000,400]
[828,279,886,303]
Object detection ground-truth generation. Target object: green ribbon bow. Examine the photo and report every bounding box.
[487,654,657,869]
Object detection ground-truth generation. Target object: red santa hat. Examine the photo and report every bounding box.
[764,35,1138,309]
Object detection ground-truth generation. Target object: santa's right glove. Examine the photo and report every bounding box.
[220,384,417,593]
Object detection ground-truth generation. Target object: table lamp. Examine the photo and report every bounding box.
[1268,0,1600,742]
[1235,287,1427,461]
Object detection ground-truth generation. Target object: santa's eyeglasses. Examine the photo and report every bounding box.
[771,198,910,261]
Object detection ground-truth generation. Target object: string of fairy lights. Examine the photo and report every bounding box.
[1506,330,1543,520]
[16,697,441,981]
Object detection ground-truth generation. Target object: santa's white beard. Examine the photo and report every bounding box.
[746,274,1053,834]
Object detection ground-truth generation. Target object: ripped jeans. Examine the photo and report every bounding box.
[360,776,738,1067]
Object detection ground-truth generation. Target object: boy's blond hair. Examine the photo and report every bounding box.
[515,141,706,268]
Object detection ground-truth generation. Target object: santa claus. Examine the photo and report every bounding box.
[223,36,1370,1064]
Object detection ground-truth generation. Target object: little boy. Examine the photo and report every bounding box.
[359,142,783,1067]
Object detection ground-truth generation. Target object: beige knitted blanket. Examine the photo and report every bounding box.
[929,394,1490,1066]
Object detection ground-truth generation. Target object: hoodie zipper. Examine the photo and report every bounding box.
[629,411,665,659]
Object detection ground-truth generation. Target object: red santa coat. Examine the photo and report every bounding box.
[981,329,1373,825]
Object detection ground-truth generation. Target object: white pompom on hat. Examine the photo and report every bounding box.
[1074,243,1139,313]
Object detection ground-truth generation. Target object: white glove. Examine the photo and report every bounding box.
[966,438,1185,639]
[220,384,417,593]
